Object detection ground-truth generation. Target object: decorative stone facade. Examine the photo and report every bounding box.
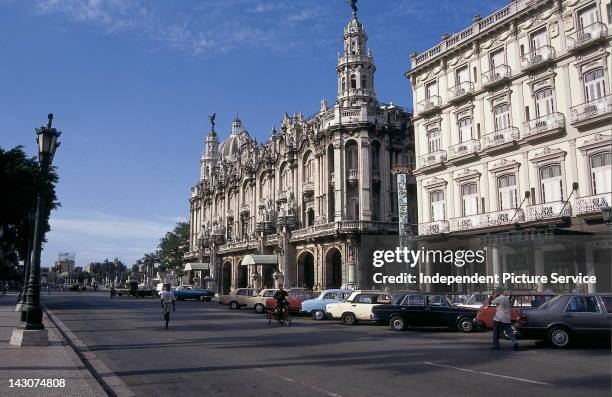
[185,10,415,294]
[406,0,611,293]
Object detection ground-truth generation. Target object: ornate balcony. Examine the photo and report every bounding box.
[417,96,442,116]
[240,203,250,215]
[482,65,511,88]
[567,22,608,52]
[570,95,612,129]
[448,139,480,163]
[303,180,315,196]
[574,193,612,216]
[449,214,482,232]
[347,168,359,185]
[520,45,555,71]
[449,209,524,232]
[525,201,571,222]
[226,209,234,218]
[418,220,450,236]
[448,81,474,103]
[522,112,565,142]
[329,172,335,187]
[481,127,519,153]
[419,150,447,171]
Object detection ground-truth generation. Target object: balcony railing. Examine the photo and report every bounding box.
[303,180,315,193]
[448,139,480,160]
[481,127,519,150]
[449,208,525,232]
[520,45,555,71]
[482,65,511,87]
[570,95,612,126]
[329,172,335,187]
[418,220,450,236]
[567,22,608,52]
[347,169,359,184]
[522,112,565,140]
[574,193,612,216]
[449,214,482,232]
[417,95,442,115]
[525,201,571,222]
[419,150,447,169]
[448,81,474,102]
[240,204,250,214]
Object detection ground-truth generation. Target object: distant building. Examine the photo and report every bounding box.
[185,8,416,294]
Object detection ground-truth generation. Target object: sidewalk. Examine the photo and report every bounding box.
[0,297,107,397]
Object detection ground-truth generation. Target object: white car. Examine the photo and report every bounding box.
[326,290,392,325]
[245,289,279,313]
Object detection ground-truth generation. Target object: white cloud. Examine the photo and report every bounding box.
[42,209,184,266]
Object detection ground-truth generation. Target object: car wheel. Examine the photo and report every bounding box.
[390,316,406,331]
[457,317,474,333]
[229,301,239,310]
[198,295,205,302]
[341,312,357,325]
[254,304,265,314]
[548,326,571,348]
[312,310,326,321]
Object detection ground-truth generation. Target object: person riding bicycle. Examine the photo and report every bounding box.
[273,285,289,319]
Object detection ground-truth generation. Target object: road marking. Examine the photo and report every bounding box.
[424,362,550,385]
[255,367,344,397]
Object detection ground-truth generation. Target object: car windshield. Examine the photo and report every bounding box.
[538,295,563,310]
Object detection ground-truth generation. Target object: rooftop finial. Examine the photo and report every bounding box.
[346,0,357,17]
[47,113,54,128]
[209,113,216,131]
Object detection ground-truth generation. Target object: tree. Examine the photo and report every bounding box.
[0,146,59,281]
[157,222,189,271]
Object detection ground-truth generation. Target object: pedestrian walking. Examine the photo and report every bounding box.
[160,283,176,329]
[490,289,519,351]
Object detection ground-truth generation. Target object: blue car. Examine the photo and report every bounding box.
[173,285,214,301]
[301,289,352,320]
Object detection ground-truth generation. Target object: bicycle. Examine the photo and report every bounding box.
[266,305,292,326]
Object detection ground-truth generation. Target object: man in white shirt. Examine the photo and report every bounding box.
[491,289,519,351]
[160,284,176,329]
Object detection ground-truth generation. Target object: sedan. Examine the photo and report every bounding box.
[371,293,479,332]
[516,293,612,348]
[301,289,352,320]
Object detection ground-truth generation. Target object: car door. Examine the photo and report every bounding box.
[563,295,606,335]
[399,294,426,325]
[599,295,612,334]
[425,295,452,326]
[349,294,372,320]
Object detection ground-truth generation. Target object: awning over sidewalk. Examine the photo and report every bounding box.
[241,255,277,266]
[184,263,210,271]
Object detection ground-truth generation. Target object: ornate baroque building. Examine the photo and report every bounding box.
[406,0,611,292]
[185,9,415,293]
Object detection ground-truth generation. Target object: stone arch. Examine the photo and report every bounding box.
[237,259,248,288]
[325,247,342,289]
[222,261,232,294]
[297,250,315,290]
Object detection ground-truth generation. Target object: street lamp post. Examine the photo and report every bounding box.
[15,208,36,312]
[10,113,61,347]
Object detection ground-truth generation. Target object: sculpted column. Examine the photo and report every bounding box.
[334,138,343,221]
[359,134,372,221]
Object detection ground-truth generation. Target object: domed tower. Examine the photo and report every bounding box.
[201,126,219,181]
[336,3,377,108]
[218,117,246,160]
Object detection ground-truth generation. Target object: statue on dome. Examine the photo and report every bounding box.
[346,0,357,16]
[209,113,216,131]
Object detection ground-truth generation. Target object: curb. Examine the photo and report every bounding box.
[44,306,135,397]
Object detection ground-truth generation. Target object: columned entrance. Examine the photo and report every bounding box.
[237,260,248,288]
[222,262,232,294]
[263,265,275,289]
[325,248,342,288]
[297,251,315,290]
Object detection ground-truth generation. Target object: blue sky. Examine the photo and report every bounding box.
[0,0,507,267]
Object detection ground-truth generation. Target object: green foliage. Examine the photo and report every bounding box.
[83,259,127,282]
[156,222,189,271]
[0,146,59,280]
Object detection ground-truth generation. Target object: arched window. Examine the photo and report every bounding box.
[458,118,472,143]
[590,152,612,194]
[539,164,563,203]
[497,174,517,210]
[303,151,314,182]
[341,77,346,92]
[535,88,555,117]
[430,190,445,222]
[280,164,290,191]
[583,69,606,102]
[361,76,367,89]
[494,104,510,131]
[427,128,441,153]
[345,141,358,170]
[350,74,357,89]
[461,183,479,216]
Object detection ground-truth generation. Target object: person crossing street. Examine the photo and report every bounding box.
[160,283,176,329]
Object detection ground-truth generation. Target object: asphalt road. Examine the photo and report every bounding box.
[42,292,611,397]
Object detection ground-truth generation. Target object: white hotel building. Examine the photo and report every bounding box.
[406,0,611,292]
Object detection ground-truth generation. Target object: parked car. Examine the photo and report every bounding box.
[220,288,259,309]
[136,286,157,298]
[245,289,278,313]
[371,293,479,332]
[69,283,82,291]
[301,289,352,320]
[265,289,315,313]
[174,285,214,301]
[475,291,557,329]
[326,290,392,325]
[448,293,490,309]
[516,294,612,348]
